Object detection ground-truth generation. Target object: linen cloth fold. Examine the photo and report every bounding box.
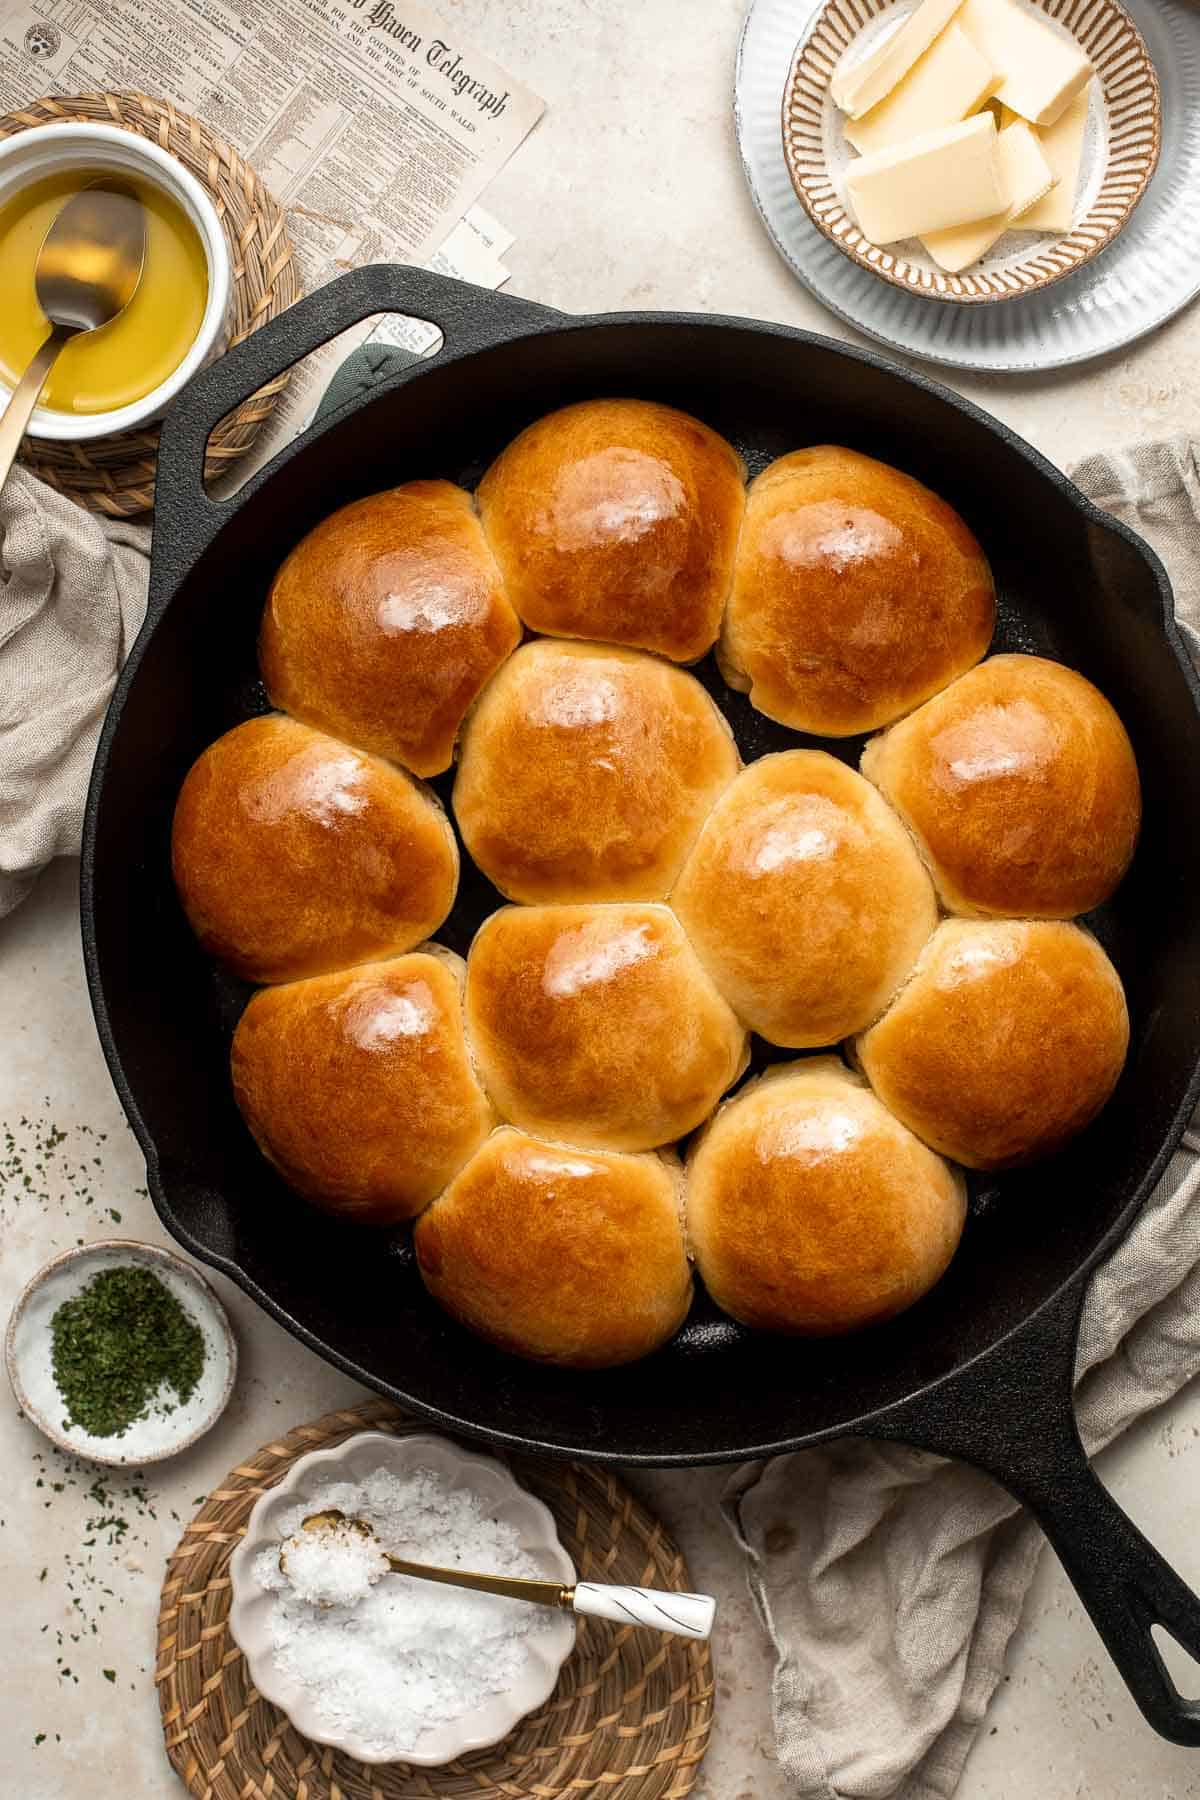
[723,436,1200,1800]
[0,338,416,924]
[0,465,149,918]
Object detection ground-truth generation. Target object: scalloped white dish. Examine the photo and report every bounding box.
[227,1430,577,1766]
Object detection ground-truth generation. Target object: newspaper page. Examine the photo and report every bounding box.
[0,0,542,469]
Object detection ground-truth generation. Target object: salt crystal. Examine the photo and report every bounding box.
[254,1466,557,1758]
[276,1520,391,1608]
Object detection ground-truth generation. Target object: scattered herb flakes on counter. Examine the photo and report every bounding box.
[50,1264,205,1438]
[0,1110,114,1222]
[22,1447,164,1702]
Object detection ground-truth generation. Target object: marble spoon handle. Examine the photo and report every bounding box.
[570,1581,716,1640]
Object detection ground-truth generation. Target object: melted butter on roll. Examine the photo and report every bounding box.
[454,639,739,902]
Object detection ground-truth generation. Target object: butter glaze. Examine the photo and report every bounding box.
[857,918,1130,1168]
[171,714,458,984]
[687,1059,966,1333]
[260,480,520,778]
[476,398,746,662]
[453,639,740,903]
[719,446,994,734]
[861,653,1141,916]
[231,951,493,1223]
[414,1126,692,1367]
[464,902,747,1152]
[671,749,937,1047]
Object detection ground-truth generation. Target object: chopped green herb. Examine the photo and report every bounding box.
[49,1266,204,1438]
[33,1733,45,1746]
[102,1668,116,1683]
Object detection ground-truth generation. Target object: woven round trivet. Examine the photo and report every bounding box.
[156,1399,714,1800]
[0,92,301,517]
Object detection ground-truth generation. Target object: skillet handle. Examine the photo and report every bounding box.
[871,1282,1200,1744]
[150,264,558,610]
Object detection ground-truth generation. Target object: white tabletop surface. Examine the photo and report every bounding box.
[5,2,1200,1795]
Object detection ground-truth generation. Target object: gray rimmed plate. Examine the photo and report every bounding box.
[735,0,1200,368]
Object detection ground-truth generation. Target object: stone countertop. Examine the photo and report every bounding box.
[4,2,1200,1794]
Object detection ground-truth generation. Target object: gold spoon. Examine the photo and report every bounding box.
[0,181,146,490]
[284,1508,716,1640]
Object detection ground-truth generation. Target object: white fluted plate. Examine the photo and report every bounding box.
[734,0,1200,370]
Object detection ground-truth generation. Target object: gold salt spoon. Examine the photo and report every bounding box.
[286,1508,716,1640]
[0,182,146,490]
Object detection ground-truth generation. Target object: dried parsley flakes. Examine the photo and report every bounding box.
[49,1266,204,1438]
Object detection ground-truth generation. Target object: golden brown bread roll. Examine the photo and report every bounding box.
[860,653,1141,918]
[171,714,458,984]
[670,750,938,1047]
[856,919,1129,1170]
[231,949,494,1224]
[414,1127,692,1366]
[453,639,740,903]
[687,1059,966,1334]
[259,480,521,778]
[476,398,745,663]
[464,902,748,1152]
[719,447,995,734]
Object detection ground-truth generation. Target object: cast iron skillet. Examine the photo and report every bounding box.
[82,265,1200,1740]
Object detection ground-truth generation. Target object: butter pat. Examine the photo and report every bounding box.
[831,0,965,120]
[958,0,1092,126]
[845,24,997,155]
[922,118,1054,269]
[1022,86,1090,229]
[845,113,1006,245]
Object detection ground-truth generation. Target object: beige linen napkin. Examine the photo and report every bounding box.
[0,466,149,918]
[724,436,1200,1800]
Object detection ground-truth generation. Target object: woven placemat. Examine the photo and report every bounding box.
[156,1399,714,1800]
[0,91,301,517]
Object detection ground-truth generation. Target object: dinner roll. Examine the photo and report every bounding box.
[171,714,457,984]
[414,1128,692,1366]
[860,654,1141,918]
[259,480,521,778]
[856,919,1129,1169]
[687,1059,966,1334]
[476,398,745,662]
[670,750,937,1047]
[464,903,747,1152]
[453,640,740,902]
[719,447,995,734]
[231,950,494,1224]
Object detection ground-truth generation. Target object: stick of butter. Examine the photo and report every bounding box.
[831,0,965,120]
[958,0,1092,126]
[922,119,1055,270]
[845,24,997,155]
[845,113,1006,245]
[1022,86,1090,229]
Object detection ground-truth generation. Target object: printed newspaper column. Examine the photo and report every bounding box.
[0,0,544,479]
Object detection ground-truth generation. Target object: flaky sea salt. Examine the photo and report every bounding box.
[251,1466,555,1758]
[275,1518,392,1608]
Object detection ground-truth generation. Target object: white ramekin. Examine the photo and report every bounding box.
[0,121,232,440]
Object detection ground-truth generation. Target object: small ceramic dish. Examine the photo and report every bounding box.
[227,1430,578,1767]
[782,0,1161,302]
[0,120,232,438]
[5,1239,237,1465]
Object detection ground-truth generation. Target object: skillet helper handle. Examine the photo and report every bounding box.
[151,264,557,596]
[571,1582,716,1641]
[872,1283,1200,1744]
